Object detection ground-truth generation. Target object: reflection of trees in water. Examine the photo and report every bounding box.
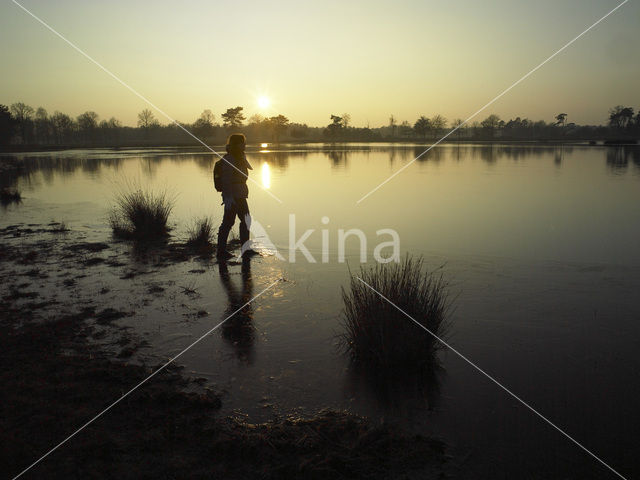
[606,146,640,173]
[467,145,573,164]
[554,149,563,166]
[0,156,23,190]
[3,145,635,192]
[138,157,160,179]
[381,144,574,167]
[345,361,443,415]
[452,144,467,162]
[273,151,293,170]
[258,151,294,171]
[191,154,215,175]
[219,257,255,364]
[0,154,125,189]
[413,146,444,163]
[632,148,640,171]
[385,146,418,165]
[606,147,628,173]
[327,150,349,169]
[479,145,497,164]
[398,148,413,163]
[388,148,397,166]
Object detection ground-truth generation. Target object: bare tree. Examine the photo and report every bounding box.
[399,120,412,138]
[200,109,215,125]
[609,105,634,130]
[10,102,34,121]
[77,111,98,129]
[480,114,502,138]
[51,111,74,144]
[10,102,34,144]
[0,104,16,145]
[77,111,99,143]
[248,114,264,126]
[193,109,215,138]
[389,114,397,138]
[341,113,351,129]
[430,114,447,138]
[34,107,51,144]
[451,118,465,141]
[107,117,122,128]
[138,109,159,128]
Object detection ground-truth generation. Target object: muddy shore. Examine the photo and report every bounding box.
[1,224,448,479]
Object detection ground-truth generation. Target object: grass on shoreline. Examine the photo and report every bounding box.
[340,255,452,374]
[0,187,22,206]
[185,216,215,252]
[109,188,174,241]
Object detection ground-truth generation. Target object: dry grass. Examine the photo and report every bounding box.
[49,221,70,233]
[109,188,174,240]
[186,216,214,250]
[340,255,452,373]
[0,188,22,206]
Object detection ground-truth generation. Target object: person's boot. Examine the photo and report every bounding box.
[239,220,255,257]
[216,232,233,260]
[217,250,234,260]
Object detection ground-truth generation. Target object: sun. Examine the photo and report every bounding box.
[257,96,270,109]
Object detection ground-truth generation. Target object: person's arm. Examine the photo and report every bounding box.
[220,157,235,205]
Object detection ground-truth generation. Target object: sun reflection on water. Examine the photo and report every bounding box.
[261,162,271,189]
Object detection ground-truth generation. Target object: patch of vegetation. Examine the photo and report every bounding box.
[109,188,174,241]
[49,221,70,233]
[340,255,452,373]
[185,216,215,252]
[0,187,21,206]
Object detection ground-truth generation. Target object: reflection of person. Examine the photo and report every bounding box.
[218,256,254,363]
[217,133,252,260]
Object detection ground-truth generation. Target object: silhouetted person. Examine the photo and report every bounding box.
[218,256,255,363]
[216,133,252,260]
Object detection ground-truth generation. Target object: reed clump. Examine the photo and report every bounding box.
[341,255,451,372]
[0,188,22,206]
[109,188,174,240]
[186,216,215,251]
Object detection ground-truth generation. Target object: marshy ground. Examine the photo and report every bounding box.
[0,223,449,479]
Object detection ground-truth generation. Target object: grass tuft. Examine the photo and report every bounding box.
[0,188,22,206]
[340,255,452,373]
[109,188,174,240]
[185,216,215,251]
[50,221,70,233]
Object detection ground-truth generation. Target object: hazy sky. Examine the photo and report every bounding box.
[1,0,638,127]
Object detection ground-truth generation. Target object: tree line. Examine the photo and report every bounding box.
[1,102,638,147]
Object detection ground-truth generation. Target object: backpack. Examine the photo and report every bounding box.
[213,159,224,192]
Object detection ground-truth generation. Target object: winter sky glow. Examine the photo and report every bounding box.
[1,0,638,127]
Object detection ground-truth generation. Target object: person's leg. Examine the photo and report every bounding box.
[217,202,237,255]
[236,198,251,248]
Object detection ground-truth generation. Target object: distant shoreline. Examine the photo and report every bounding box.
[1,138,638,154]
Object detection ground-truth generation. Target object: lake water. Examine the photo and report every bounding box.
[2,143,640,478]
